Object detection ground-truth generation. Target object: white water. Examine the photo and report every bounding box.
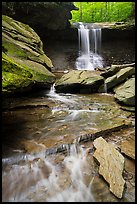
[2,144,95,202]
[47,145,95,202]
[47,84,77,104]
[76,22,103,70]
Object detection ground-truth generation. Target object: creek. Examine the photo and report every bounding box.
[2,89,135,202]
[2,23,135,202]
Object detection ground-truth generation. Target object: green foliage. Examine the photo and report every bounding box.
[70,2,134,23]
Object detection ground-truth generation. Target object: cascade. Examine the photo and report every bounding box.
[2,144,95,202]
[76,22,103,70]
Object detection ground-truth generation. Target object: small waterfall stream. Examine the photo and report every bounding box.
[2,85,135,202]
[2,143,95,202]
[2,22,135,202]
[76,22,104,70]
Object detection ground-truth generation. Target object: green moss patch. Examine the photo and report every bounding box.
[2,71,32,93]
[2,52,32,78]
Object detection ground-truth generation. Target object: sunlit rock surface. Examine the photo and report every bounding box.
[93,137,125,198]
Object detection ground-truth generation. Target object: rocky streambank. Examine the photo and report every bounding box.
[54,63,135,109]
[2,15,56,96]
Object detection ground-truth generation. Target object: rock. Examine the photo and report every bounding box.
[114,77,135,106]
[93,137,125,199]
[2,2,78,31]
[2,15,55,96]
[119,139,135,160]
[6,104,50,111]
[55,70,104,93]
[104,67,134,91]
[120,106,135,112]
[77,117,132,143]
[101,63,135,78]
[21,140,46,154]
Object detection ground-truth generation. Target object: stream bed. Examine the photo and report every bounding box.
[2,87,135,202]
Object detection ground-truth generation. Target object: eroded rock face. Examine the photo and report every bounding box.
[2,15,55,95]
[93,137,125,199]
[55,70,104,93]
[114,77,135,106]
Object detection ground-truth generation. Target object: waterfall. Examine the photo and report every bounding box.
[76,22,103,70]
[91,28,101,54]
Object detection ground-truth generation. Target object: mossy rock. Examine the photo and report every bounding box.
[55,70,104,93]
[2,15,56,95]
[2,71,32,94]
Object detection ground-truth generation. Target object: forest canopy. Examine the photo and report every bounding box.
[70,2,134,23]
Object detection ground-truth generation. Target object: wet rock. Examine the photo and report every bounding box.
[55,70,104,93]
[77,117,132,143]
[6,103,50,111]
[91,176,120,202]
[93,137,125,199]
[21,140,46,153]
[44,118,132,156]
[114,77,135,106]
[119,139,135,160]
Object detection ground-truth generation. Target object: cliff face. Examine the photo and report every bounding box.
[2,15,56,96]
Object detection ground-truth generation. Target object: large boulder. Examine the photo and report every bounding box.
[98,65,135,92]
[114,77,135,106]
[101,63,135,78]
[105,66,135,91]
[55,70,104,93]
[2,15,55,95]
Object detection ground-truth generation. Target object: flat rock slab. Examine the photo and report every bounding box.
[93,137,125,199]
[119,139,135,160]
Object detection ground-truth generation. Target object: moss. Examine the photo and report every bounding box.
[2,15,56,95]
[3,34,53,68]
[2,52,32,78]
[2,40,28,59]
[2,15,39,40]
[2,71,32,93]
[2,52,55,94]
[31,70,55,83]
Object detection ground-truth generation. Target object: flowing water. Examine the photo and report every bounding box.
[2,86,135,202]
[76,22,104,70]
[2,21,135,203]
